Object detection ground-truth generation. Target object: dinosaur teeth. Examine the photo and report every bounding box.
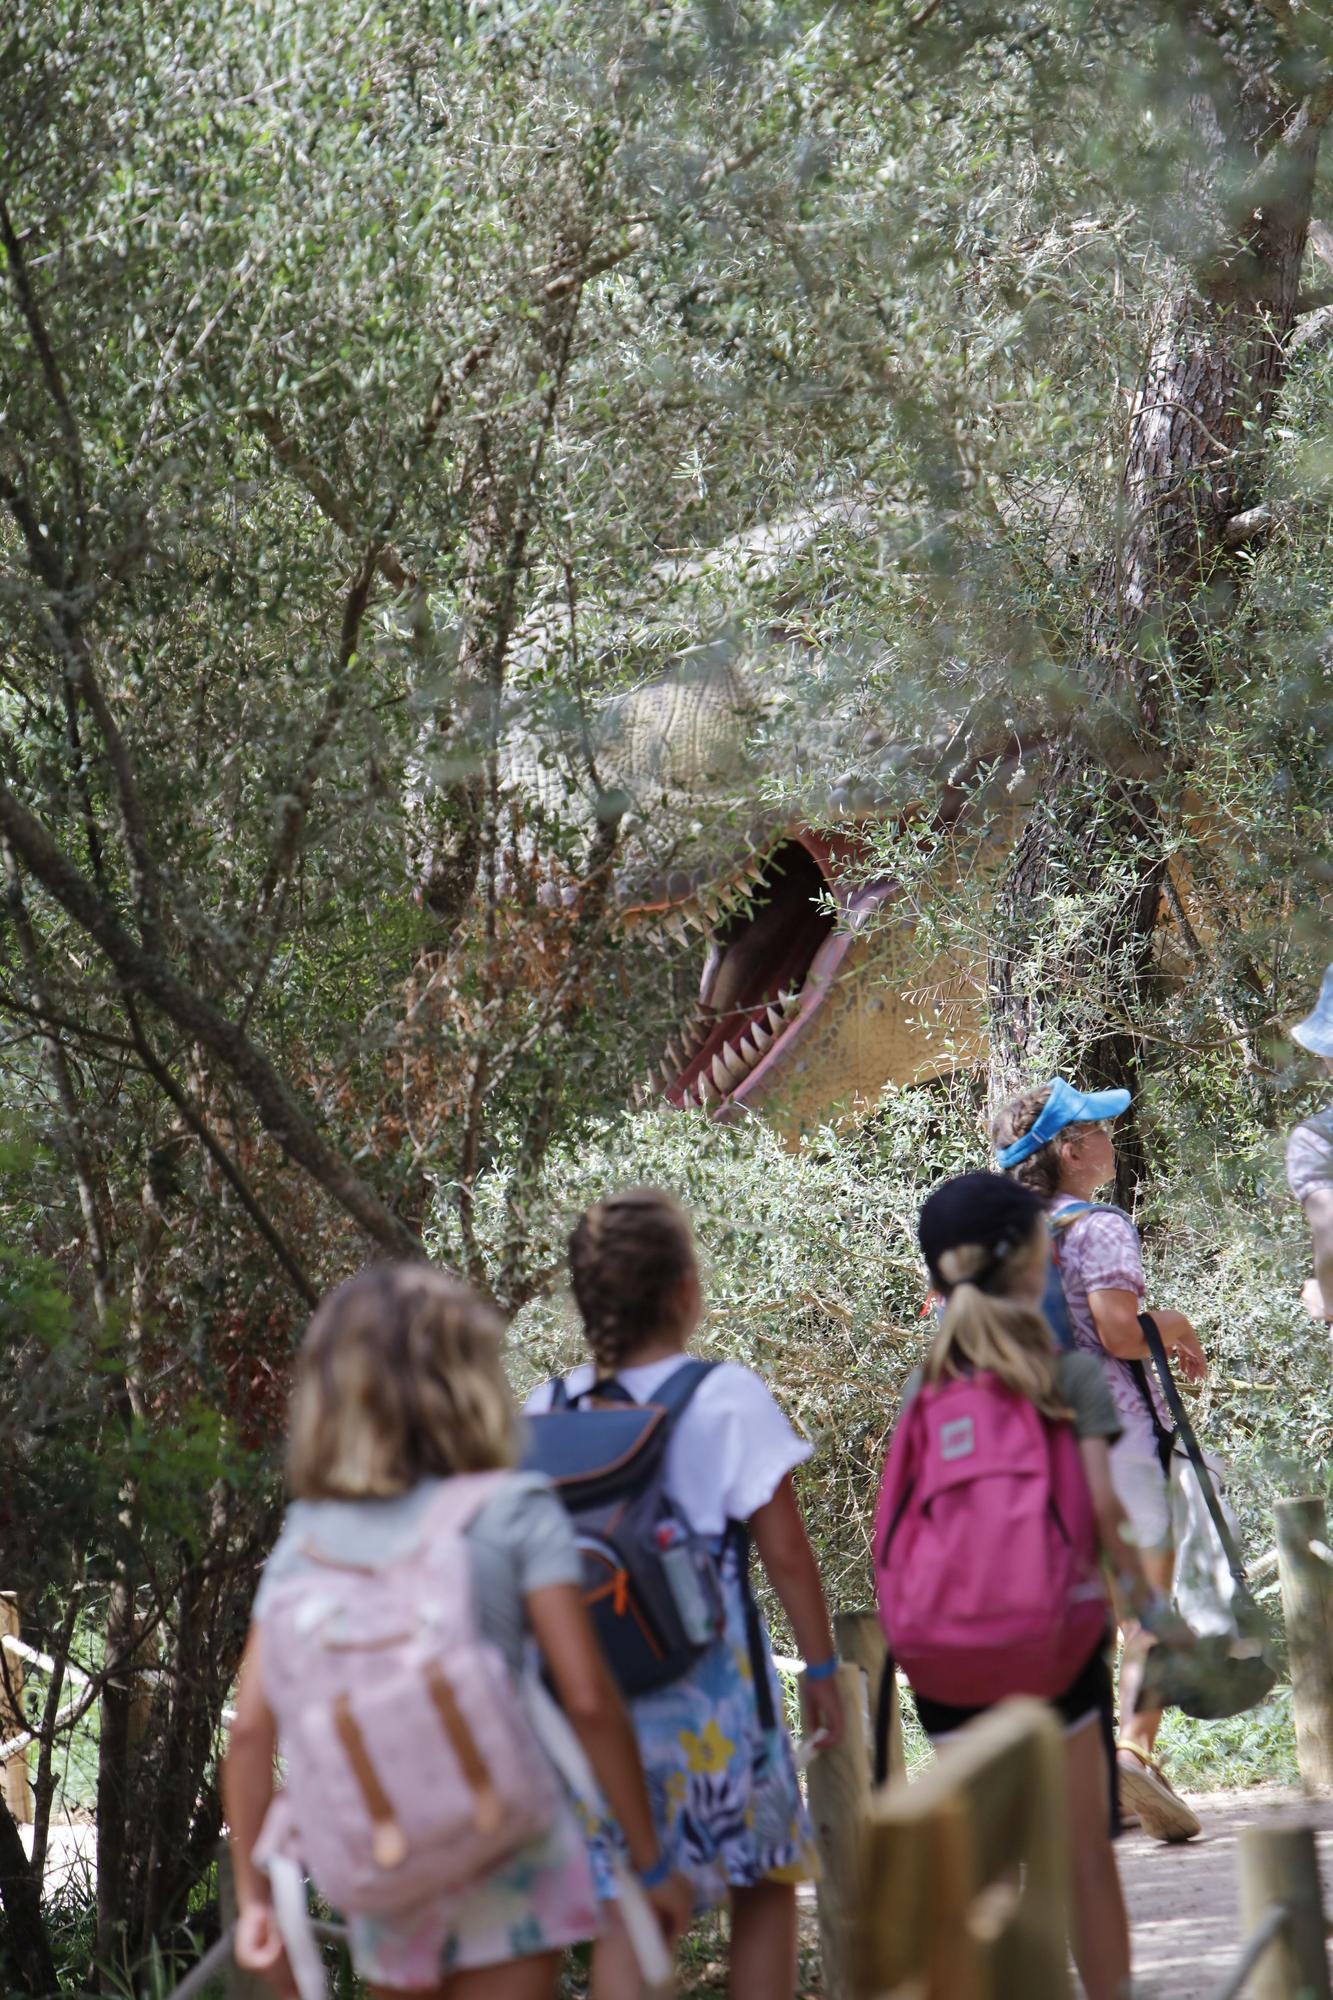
[665,914,689,945]
[710,1052,732,1094]
[737,1033,761,1065]
[659,1058,677,1087]
[720,1044,748,1085]
[697,1068,718,1106]
[748,1019,772,1053]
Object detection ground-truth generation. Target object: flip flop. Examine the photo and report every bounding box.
[1116,1743,1201,1844]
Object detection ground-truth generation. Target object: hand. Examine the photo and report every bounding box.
[1140,1597,1195,1650]
[234,1901,295,1998]
[801,1671,845,1750]
[646,1870,694,1948]
[1302,1277,1333,1322]
[1153,1309,1207,1384]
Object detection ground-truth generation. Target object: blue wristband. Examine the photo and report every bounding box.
[637,1854,671,1890]
[803,1653,839,1682]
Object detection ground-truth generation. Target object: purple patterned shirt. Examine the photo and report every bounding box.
[1052,1195,1165,1456]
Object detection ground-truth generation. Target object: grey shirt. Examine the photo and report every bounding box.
[1287,1107,1333,1206]
[252,1470,579,1675]
[899,1349,1123,1443]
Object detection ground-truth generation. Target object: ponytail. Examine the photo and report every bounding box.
[922,1238,1070,1422]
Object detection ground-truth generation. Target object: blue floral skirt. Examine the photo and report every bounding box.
[587,1548,817,1912]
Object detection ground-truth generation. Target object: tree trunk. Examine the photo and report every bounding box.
[989,14,1332,1173]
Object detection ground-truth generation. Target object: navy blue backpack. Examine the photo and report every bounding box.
[522,1359,773,1720]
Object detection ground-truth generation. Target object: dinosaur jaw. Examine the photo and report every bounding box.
[637,832,895,1116]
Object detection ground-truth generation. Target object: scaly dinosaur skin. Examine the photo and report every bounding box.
[536,652,1023,1138]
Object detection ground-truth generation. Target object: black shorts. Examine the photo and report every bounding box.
[911,1637,1120,1836]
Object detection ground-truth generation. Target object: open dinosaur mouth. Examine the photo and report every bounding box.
[636,832,892,1115]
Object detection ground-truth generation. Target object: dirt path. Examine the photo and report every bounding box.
[1122,1786,1333,1999]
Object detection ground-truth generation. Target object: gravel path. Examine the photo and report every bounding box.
[1122,1786,1333,1999]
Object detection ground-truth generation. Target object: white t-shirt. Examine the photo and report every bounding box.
[523,1356,811,1538]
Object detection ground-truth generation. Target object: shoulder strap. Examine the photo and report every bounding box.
[1050,1199,1118,1237]
[420,1468,513,1540]
[550,1376,570,1411]
[874,1654,898,1789]
[649,1357,717,1424]
[1138,1314,1248,1590]
[724,1518,777,1735]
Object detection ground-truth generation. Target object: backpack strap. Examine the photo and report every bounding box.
[724,1519,778,1735]
[646,1357,718,1423]
[1138,1314,1249,1592]
[550,1376,570,1411]
[420,1468,515,1540]
[1049,1199,1118,1240]
[873,1653,898,1789]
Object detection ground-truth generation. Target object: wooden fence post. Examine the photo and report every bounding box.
[218,1842,268,2000]
[834,1610,904,1784]
[854,1699,1071,2000]
[0,1595,33,1825]
[1276,1497,1333,1793]
[809,1662,870,2000]
[1238,1823,1332,2000]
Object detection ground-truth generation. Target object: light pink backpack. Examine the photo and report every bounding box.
[255,1471,561,1915]
[873,1373,1107,1706]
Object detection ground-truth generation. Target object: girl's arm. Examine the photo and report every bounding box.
[749,1474,844,1746]
[524,1583,691,1941]
[1087,1289,1207,1383]
[220,1629,293,1993]
[222,1629,277,1909]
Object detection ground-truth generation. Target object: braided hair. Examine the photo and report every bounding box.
[991,1084,1061,1197]
[567,1188,696,1370]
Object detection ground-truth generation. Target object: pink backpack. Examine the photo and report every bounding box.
[873,1373,1107,1706]
[255,1472,561,1915]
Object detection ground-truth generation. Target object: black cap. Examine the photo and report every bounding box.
[918,1171,1047,1294]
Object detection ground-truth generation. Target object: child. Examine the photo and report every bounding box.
[993,1079,1205,1841]
[223,1263,687,2000]
[887,1171,1187,2000]
[524,1188,843,2000]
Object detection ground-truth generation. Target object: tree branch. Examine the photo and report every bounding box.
[0,778,423,1259]
[251,410,414,589]
[0,196,85,569]
[121,1005,319,1307]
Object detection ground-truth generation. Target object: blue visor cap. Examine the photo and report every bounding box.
[1292,963,1333,1059]
[995,1076,1131,1168]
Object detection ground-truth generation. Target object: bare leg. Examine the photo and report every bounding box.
[1065,1719,1131,2000]
[588,1905,648,2000]
[728,1879,798,2000]
[374,1950,562,2000]
[1110,1547,1174,1757]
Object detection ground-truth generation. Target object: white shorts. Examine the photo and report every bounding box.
[1110,1440,1172,1553]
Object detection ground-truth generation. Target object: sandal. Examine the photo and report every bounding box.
[1116,1742,1201,1844]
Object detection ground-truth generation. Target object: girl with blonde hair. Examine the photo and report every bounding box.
[223,1264,687,2000]
[890,1172,1189,2000]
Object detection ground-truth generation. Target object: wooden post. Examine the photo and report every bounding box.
[1238,1823,1332,2000]
[854,1699,1071,2000]
[218,1843,269,2000]
[809,1662,870,2000]
[0,1596,32,1825]
[1276,1497,1333,1793]
[835,1610,904,1784]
